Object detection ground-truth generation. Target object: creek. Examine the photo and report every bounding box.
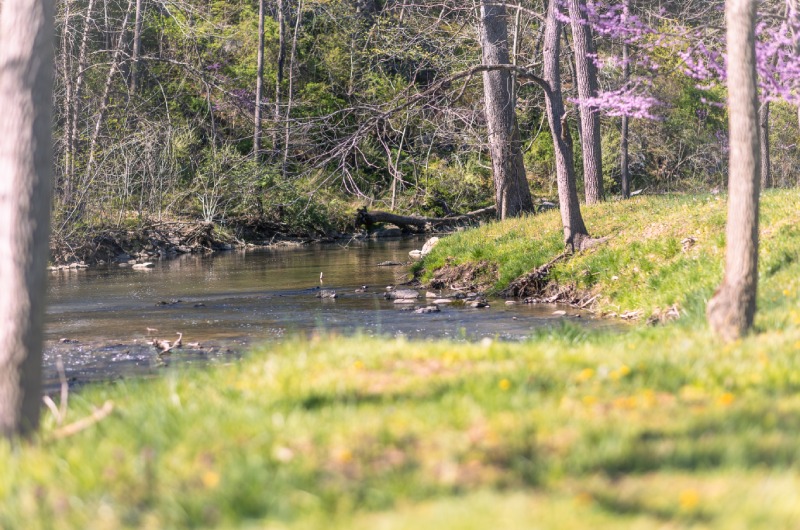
[44,237,607,392]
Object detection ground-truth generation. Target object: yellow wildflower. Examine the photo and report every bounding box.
[499,379,511,391]
[679,489,700,510]
[718,392,735,406]
[576,368,595,383]
[201,471,220,489]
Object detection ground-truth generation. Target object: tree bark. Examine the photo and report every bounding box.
[567,0,604,204]
[479,0,535,219]
[66,0,97,207]
[759,101,771,189]
[273,0,286,158]
[543,0,590,251]
[707,0,761,342]
[282,0,303,177]
[620,0,631,199]
[129,0,144,93]
[60,0,75,207]
[253,0,265,158]
[0,0,55,437]
[84,0,133,188]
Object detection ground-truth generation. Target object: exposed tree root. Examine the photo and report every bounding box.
[501,236,612,306]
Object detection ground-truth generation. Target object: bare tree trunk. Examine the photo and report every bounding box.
[510,1,522,108]
[479,0,535,219]
[282,0,303,177]
[791,0,800,132]
[66,0,98,213]
[567,0,604,204]
[0,0,55,437]
[60,0,75,206]
[707,0,761,342]
[253,0,266,158]
[273,0,286,158]
[620,0,631,198]
[543,0,590,251]
[129,0,144,93]
[66,0,97,207]
[759,101,771,189]
[84,0,133,188]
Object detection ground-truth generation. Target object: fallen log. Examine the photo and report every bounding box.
[356,206,496,232]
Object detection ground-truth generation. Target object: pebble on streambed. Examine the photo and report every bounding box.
[384,289,420,300]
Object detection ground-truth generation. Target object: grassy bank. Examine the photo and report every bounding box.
[3,191,800,529]
[419,189,800,326]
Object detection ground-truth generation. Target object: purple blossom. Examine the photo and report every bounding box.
[571,85,662,119]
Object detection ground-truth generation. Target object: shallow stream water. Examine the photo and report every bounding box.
[44,237,606,392]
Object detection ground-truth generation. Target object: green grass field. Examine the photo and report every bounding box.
[2,190,800,529]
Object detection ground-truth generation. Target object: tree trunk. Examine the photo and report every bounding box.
[60,0,75,207]
[66,0,97,207]
[620,0,631,199]
[129,0,144,93]
[84,0,133,187]
[273,0,286,158]
[0,0,55,437]
[479,0,535,219]
[707,0,761,342]
[759,101,771,189]
[543,0,590,251]
[253,0,265,158]
[282,0,303,177]
[567,0,604,204]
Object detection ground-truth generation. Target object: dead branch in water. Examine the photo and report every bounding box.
[356,206,496,232]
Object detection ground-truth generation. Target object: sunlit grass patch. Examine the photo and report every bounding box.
[421,189,800,326]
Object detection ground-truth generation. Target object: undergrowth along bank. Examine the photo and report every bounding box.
[417,189,800,325]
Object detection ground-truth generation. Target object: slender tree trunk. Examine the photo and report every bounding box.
[791,0,800,132]
[84,0,133,187]
[66,0,97,207]
[0,0,55,438]
[543,0,590,250]
[759,101,771,189]
[68,0,98,206]
[282,0,303,177]
[253,0,266,158]
[130,0,143,93]
[620,0,631,198]
[273,0,286,158]
[567,0,604,204]
[510,2,522,108]
[707,0,761,342]
[479,0,535,219]
[60,0,75,206]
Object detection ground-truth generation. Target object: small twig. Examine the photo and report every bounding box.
[579,294,599,309]
[52,401,114,440]
[57,357,68,421]
[42,396,61,424]
[42,357,70,426]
